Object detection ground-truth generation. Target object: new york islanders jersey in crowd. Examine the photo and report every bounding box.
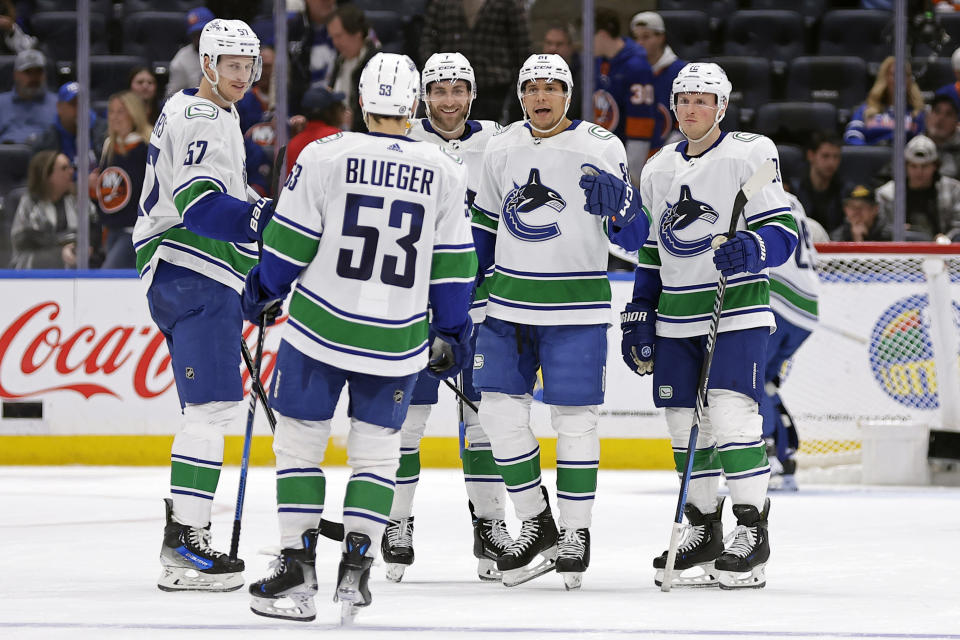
[637,131,798,337]
[472,120,646,327]
[134,89,257,292]
[593,39,655,164]
[769,192,820,332]
[408,117,500,322]
[259,131,476,377]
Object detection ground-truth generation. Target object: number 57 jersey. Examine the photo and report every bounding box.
[263,132,477,377]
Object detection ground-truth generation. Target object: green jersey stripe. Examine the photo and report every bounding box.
[470,206,499,231]
[173,179,224,216]
[718,445,768,474]
[277,475,326,506]
[344,479,395,516]
[489,272,611,305]
[769,278,819,316]
[431,250,479,282]
[556,466,598,494]
[672,446,720,474]
[659,280,769,318]
[264,221,320,265]
[135,227,257,276]
[637,245,662,267]
[171,461,221,493]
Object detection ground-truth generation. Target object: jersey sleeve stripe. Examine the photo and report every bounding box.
[173,178,226,216]
[263,244,310,268]
[431,251,479,283]
[272,212,322,239]
[637,245,662,267]
[434,242,475,251]
[745,206,791,224]
[769,279,819,316]
[264,220,320,265]
[471,206,499,232]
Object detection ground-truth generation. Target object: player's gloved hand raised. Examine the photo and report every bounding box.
[427,317,474,380]
[241,265,283,326]
[621,302,656,376]
[712,231,767,277]
[247,197,275,241]
[578,164,641,228]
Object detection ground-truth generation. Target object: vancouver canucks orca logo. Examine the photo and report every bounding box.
[658,184,721,257]
[501,168,566,242]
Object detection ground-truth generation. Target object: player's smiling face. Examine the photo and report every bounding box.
[521,79,567,130]
[215,55,257,103]
[426,79,471,131]
[675,91,721,141]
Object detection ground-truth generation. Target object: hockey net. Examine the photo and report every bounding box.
[784,243,960,482]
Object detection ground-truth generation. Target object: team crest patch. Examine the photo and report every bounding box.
[658,385,673,399]
[473,354,484,369]
[393,389,404,403]
[185,367,195,380]
[658,184,722,257]
[501,168,565,242]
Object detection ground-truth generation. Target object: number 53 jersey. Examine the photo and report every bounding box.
[264,131,476,377]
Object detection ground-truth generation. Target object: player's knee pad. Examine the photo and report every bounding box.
[664,407,716,449]
[549,404,599,438]
[347,420,401,472]
[478,392,532,440]
[399,404,431,448]
[274,415,331,464]
[464,422,490,447]
[708,388,763,444]
[182,401,240,437]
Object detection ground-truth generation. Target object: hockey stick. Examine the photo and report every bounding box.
[239,339,346,543]
[660,159,778,592]
[443,377,479,414]
[455,373,466,459]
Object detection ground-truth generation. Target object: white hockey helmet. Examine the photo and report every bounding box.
[198,18,262,100]
[358,52,420,118]
[516,54,574,127]
[421,52,476,99]
[670,62,731,121]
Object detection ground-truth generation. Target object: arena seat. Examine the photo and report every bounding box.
[706,56,771,124]
[122,0,205,15]
[91,55,148,102]
[818,10,892,72]
[839,145,892,190]
[37,0,112,13]
[754,102,839,146]
[658,11,710,62]
[776,143,805,187]
[747,0,826,30]
[723,10,805,75]
[30,11,108,61]
[122,12,190,66]
[719,102,743,131]
[786,56,867,124]
[912,56,954,99]
[657,0,738,33]
[0,146,32,196]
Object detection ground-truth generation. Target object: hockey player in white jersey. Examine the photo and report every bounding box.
[134,18,273,593]
[471,53,650,590]
[617,63,798,589]
[242,53,476,623]
[382,51,510,584]
[763,193,820,491]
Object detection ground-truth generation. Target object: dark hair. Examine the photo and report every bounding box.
[930,93,959,115]
[543,23,575,46]
[27,150,62,201]
[309,102,346,126]
[805,130,842,154]
[127,65,160,123]
[333,4,368,37]
[595,8,621,38]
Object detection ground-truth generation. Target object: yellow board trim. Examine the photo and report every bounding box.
[0,435,675,469]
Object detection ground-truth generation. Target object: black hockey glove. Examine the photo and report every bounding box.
[427,318,474,380]
[241,265,283,326]
[621,302,656,376]
[579,163,641,229]
[247,197,275,241]
[712,231,766,277]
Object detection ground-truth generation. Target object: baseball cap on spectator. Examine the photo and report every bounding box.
[843,184,876,204]
[58,81,79,102]
[15,49,45,71]
[905,134,938,164]
[302,85,345,115]
[630,11,665,34]
[187,7,214,35]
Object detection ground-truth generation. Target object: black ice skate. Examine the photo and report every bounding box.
[249,529,320,621]
[381,517,414,583]
[556,528,590,590]
[716,498,770,589]
[497,487,558,587]
[469,501,513,582]
[770,457,799,492]
[335,531,374,626]
[158,498,244,592]
[653,498,724,588]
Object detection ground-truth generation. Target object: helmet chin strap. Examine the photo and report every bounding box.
[523,94,571,136]
[202,59,247,105]
[677,104,725,145]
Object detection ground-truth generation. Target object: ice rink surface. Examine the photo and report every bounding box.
[2,466,959,640]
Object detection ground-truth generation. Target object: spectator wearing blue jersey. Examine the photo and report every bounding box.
[630,11,685,154]
[844,56,925,146]
[167,7,215,99]
[0,49,57,145]
[288,0,338,116]
[34,82,106,173]
[934,47,960,113]
[592,8,655,183]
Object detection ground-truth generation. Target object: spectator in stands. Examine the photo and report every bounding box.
[630,11,685,153]
[286,84,344,174]
[844,56,925,146]
[924,94,960,179]
[35,82,105,173]
[0,49,57,145]
[0,0,36,55]
[934,47,960,112]
[238,44,275,136]
[166,7,215,99]
[830,184,890,242]
[288,0,338,116]
[876,134,960,242]
[90,91,150,269]
[420,0,531,123]
[790,131,846,233]
[128,66,160,125]
[542,22,581,120]
[10,150,95,269]
[328,4,380,133]
[593,8,655,183]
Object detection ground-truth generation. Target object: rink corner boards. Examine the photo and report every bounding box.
[0,435,675,468]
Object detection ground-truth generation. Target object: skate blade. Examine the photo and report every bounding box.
[718,565,766,590]
[340,601,360,626]
[249,594,316,622]
[477,558,502,582]
[158,566,243,592]
[654,563,719,589]
[501,547,558,587]
[562,572,583,591]
[385,563,407,583]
